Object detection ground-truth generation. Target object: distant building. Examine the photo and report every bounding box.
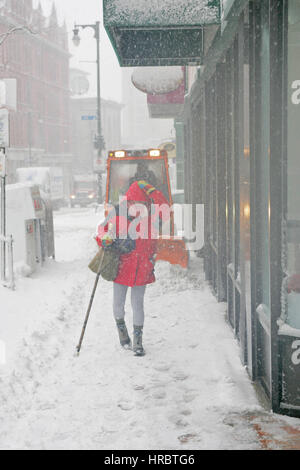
[0,1,71,193]
[70,91,122,175]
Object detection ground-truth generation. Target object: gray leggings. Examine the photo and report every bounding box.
[113,282,146,327]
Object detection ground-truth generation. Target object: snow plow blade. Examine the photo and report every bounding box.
[155,238,189,269]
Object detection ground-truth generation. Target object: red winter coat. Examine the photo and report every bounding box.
[96,181,170,287]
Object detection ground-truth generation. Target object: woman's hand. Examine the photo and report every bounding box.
[101,233,114,248]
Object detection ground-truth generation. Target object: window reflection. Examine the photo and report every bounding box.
[108,159,170,205]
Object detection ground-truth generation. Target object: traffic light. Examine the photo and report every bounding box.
[93,134,105,150]
[93,134,100,149]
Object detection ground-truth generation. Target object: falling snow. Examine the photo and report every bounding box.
[104,0,220,26]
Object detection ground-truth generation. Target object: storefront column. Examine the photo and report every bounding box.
[278,0,300,416]
[216,63,227,302]
[204,81,214,284]
[269,0,285,414]
[174,120,185,190]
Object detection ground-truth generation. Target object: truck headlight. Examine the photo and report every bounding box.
[149,150,161,157]
[115,151,126,158]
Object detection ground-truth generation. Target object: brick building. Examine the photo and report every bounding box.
[0,0,71,192]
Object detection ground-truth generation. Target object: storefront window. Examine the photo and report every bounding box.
[108,159,170,205]
[258,1,271,311]
[286,0,300,329]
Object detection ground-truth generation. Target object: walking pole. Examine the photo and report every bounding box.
[76,250,105,356]
[0,173,6,282]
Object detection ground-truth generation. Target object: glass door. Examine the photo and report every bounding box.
[254,0,272,395]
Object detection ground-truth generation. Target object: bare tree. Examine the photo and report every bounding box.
[0,25,37,46]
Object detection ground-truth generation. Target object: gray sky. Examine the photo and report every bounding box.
[35,0,123,102]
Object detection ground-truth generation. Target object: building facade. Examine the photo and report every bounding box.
[104,0,300,417]
[183,0,300,416]
[0,0,71,192]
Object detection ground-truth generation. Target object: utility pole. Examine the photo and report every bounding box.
[72,21,105,204]
[0,147,6,281]
[0,105,9,282]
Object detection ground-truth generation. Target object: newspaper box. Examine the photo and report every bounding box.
[5,183,45,274]
[40,193,55,260]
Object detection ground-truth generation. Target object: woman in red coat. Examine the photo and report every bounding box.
[96,179,170,356]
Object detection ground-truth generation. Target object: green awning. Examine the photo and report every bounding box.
[103,0,221,66]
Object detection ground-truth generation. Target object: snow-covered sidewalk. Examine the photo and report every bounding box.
[0,207,299,450]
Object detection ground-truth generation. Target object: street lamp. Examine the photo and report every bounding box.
[72,21,105,203]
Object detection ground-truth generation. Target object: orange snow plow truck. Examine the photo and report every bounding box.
[104,148,189,269]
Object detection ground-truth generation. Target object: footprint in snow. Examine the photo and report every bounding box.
[98,426,117,435]
[57,308,66,321]
[168,415,189,428]
[152,338,164,345]
[153,363,171,372]
[172,371,189,381]
[151,389,166,400]
[180,409,192,416]
[182,392,198,403]
[38,402,56,411]
[133,384,145,391]
[118,401,135,411]
[178,433,198,444]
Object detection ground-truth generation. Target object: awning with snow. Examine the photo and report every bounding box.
[131,67,184,95]
[147,86,185,119]
[131,67,185,119]
[103,0,221,66]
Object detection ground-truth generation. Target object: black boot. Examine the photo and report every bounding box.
[116,319,131,348]
[133,325,145,356]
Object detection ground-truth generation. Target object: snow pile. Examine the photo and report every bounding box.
[16,167,50,186]
[277,319,300,338]
[104,0,220,26]
[132,67,184,95]
[0,208,100,370]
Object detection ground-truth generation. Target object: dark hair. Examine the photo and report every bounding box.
[128,165,157,189]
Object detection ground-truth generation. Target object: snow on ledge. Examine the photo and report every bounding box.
[277,319,300,338]
[104,0,220,26]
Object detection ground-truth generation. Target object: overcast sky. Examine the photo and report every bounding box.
[35,0,123,102]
